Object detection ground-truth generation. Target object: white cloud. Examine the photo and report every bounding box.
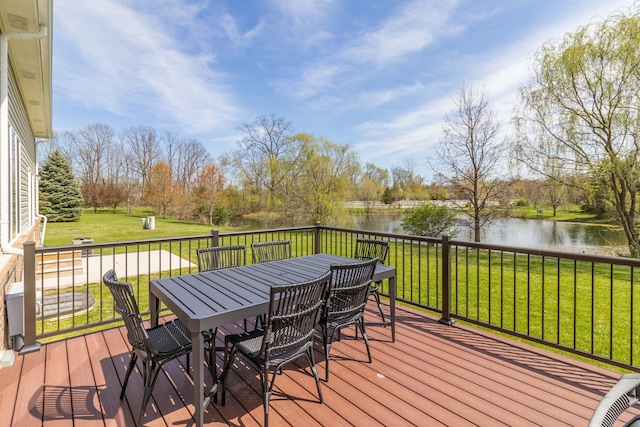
[269,0,335,46]
[355,83,425,108]
[273,0,459,102]
[343,0,460,65]
[355,96,450,172]
[215,10,265,47]
[274,64,345,100]
[54,0,242,133]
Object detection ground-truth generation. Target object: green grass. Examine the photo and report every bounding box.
[43,208,240,246]
[511,204,615,224]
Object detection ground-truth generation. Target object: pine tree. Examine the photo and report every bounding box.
[39,150,83,222]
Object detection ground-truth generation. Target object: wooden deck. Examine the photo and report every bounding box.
[1,303,638,426]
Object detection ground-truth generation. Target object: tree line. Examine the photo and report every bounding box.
[42,113,587,226]
[43,116,456,226]
[44,123,228,224]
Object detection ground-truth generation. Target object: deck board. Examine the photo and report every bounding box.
[2,303,639,426]
[84,330,134,426]
[43,340,73,427]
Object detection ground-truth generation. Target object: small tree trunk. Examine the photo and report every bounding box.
[474,217,481,242]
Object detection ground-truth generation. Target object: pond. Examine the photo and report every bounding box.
[230,213,628,254]
[347,214,627,254]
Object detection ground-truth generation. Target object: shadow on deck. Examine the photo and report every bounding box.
[1,303,637,426]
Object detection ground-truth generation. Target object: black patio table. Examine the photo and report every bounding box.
[149,253,396,427]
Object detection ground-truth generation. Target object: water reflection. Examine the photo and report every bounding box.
[229,214,627,252]
[356,215,627,251]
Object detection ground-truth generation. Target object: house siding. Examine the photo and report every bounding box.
[0,61,39,352]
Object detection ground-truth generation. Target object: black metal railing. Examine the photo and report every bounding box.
[20,225,640,372]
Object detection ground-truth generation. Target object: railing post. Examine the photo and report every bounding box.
[21,241,41,354]
[439,235,455,326]
[314,222,322,254]
[211,229,219,247]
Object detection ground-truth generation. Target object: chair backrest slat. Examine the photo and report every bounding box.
[325,258,378,320]
[261,271,331,361]
[103,269,151,354]
[354,238,389,265]
[251,240,291,263]
[197,245,246,271]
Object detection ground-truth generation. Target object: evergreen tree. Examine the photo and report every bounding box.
[39,150,83,222]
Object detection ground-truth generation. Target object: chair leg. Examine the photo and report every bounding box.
[255,314,265,330]
[357,318,372,363]
[307,347,323,403]
[323,325,338,382]
[120,350,137,399]
[206,327,219,379]
[373,289,386,323]
[220,344,238,406]
[262,365,272,427]
[138,361,153,426]
[138,359,168,426]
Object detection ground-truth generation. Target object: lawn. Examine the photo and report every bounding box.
[43,209,238,247]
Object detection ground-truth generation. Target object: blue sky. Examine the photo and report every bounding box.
[52,0,634,179]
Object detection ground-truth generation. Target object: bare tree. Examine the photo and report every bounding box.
[144,161,175,218]
[232,114,302,213]
[54,124,117,212]
[121,125,162,190]
[173,138,211,189]
[161,132,211,219]
[432,84,509,242]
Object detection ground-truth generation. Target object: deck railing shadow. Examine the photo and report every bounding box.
[418,317,618,396]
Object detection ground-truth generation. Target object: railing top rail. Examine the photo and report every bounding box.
[317,225,442,244]
[448,238,640,266]
[34,225,319,254]
[34,234,213,253]
[219,225,317,237]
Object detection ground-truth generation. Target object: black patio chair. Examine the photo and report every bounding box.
[103,269,192,426]
[354,238,389,323]
[196,245,249,366]
[319,258,378,381]
[251,240,291,263]
[218,271,331,427]
[196,245,246,272]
